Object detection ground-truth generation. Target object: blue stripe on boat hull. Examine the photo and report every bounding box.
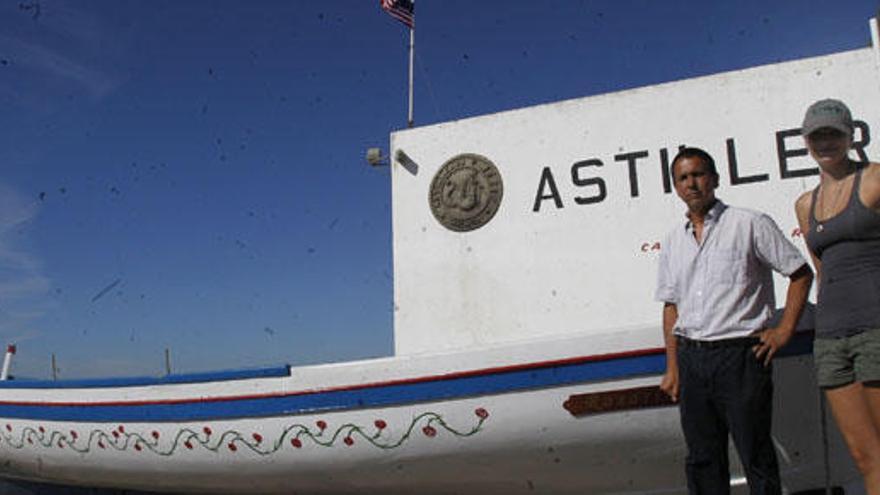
[0,365,291,389]
[0,333,813,422]
[0,354,666,422]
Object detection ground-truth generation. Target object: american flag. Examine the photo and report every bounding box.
[380,0,414,29]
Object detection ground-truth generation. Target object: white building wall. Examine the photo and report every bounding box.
[391,48,880,356]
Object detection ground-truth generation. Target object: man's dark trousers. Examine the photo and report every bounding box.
[677,338,781,495]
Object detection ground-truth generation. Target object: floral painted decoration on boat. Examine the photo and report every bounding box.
[0,408,490,456]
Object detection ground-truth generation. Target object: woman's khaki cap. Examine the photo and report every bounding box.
[801,98,853,137]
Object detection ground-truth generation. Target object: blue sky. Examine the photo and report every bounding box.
[0,0,877,379]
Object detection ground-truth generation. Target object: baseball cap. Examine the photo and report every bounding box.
[801,98,853,137]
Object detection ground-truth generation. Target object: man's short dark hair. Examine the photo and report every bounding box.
[671,147,718,180]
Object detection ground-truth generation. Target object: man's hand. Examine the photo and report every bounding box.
[752,327,795,367]
[660,368,679,402]
[753,264,812,367]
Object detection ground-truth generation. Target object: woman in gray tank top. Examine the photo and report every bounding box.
[794,99,880,494]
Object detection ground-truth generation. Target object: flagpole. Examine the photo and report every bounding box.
[407,13,415,128]
[381,0,415,127]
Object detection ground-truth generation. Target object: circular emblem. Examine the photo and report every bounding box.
[429,153,503,232]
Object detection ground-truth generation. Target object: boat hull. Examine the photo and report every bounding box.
[0,334,858,494]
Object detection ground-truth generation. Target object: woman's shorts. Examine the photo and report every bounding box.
[814,329,880,388]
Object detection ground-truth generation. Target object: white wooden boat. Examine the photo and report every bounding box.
[2,18,879,495]
[0,331,829,494]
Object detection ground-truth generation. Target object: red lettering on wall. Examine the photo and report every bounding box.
[640,241,662,252]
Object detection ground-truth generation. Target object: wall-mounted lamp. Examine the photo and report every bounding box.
[366,148,388,167]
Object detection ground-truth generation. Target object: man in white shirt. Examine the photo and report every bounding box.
[655,147,813,494]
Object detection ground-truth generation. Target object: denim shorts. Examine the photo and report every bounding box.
[814,329,880,388]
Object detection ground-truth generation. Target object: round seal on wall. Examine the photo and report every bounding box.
[429,153,503,232]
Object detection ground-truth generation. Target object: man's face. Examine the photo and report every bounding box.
[672,156,718,213]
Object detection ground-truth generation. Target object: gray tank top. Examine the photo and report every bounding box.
[806,166,880,338]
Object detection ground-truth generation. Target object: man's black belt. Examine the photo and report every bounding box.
[676,335,760,349]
